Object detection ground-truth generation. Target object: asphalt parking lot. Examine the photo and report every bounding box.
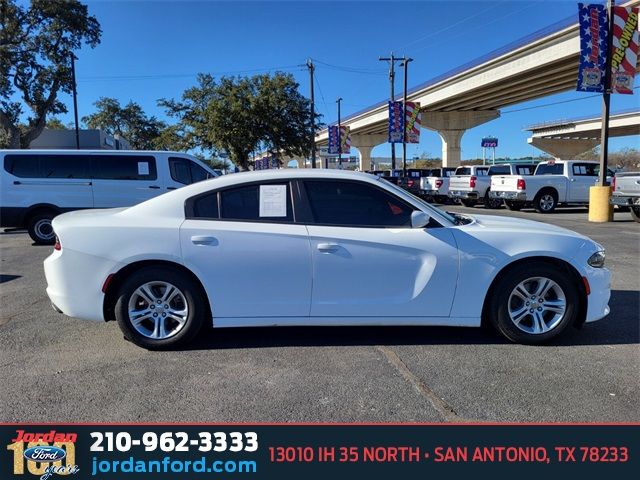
[0,205,638,423]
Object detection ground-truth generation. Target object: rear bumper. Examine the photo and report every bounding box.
[449,190,479,199]
[609,195,640,207]
[489,191,527,201]
[44,248,118,322]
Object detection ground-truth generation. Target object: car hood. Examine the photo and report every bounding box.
[460,214,589,240]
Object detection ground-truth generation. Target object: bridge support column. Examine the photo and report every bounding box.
[528,137,599,159]
[422,110,500,167]
[351,133,387,171]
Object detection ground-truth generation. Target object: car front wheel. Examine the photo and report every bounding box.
[487,262,579,344]
[630,206,640,223]
[114,267,206,349]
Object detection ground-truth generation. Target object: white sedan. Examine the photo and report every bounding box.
[44,170,610,349]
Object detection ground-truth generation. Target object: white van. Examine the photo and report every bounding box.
[0,150,218,244]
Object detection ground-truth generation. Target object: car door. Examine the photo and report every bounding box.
[301,179,459,319]
[91,154,162,207]
[180,180,312,319]
[569,163,598,202]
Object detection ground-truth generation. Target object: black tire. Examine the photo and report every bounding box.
[533,189,558,213]
[487,262,579,344]
[114,266,207,350]
[505,201,523,211]
[460,199,477,208]
[483,190,502,209]
[631,206,640,223]
[27,212,56,245]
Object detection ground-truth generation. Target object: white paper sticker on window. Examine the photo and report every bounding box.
[138,162,150,175]
[259,184,287,217]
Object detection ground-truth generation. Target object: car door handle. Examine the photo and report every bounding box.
[317,243,340,252]
[191,235,218,246]
[148,185,161,189]
[167,186,177,190]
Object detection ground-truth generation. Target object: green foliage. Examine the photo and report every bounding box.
[83,97,166,150]
[45,117,68,129]
[0,0,101,148]
[160,72,322,170]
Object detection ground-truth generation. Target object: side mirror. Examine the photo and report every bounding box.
[410,210,430,229]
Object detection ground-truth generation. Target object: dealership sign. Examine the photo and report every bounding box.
[388,101,404,143]
[481,137,498,148]
[611,6,639,94]
[405,102,421,144]
[577,3,609,92]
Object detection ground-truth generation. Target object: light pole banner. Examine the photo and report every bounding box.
[388,101,404,143]
[405,102,421,143]
[577,3,609,93]
[340,126,351,154]
[328,126,340,154]
[611,6,639,94]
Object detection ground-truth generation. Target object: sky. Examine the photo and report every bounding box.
[47,0,640,160]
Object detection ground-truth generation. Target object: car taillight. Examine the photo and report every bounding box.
[469,176,477,188]
[517,178,526,190]
[54,236,61,251]
[612,176,616,191]
[407,179,414,187]
[435,179,443,188]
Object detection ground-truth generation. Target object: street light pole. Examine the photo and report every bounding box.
[401,57,413,177]
[70,53,80,150]
[307,58,316,168]
[598,0,615,187]
[379,53,403,171]
[337,97,342,170]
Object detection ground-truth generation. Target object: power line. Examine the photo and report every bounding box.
[313,59,386,76]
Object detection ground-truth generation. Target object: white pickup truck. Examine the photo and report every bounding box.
[610,171,640,222]
[489,160,611,213]
[448,164,537,208]
[419,167,456,203]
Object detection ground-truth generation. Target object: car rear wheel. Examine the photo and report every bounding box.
[504,201,523,211]
[487,262,579,344]
[115,267,206,349]
[533,190,558,213]
[27,213,56,245]
[630,206,640,223]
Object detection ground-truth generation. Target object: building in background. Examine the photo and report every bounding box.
[28,129,131,150]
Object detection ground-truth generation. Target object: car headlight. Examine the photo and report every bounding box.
[587,250,606,268]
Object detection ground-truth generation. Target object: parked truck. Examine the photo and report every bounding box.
[419,167,456,203]
[610,171,640,222]
[489,160,612,213]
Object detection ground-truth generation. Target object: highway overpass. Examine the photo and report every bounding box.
[315,0,640,169]
[526,109,640,158]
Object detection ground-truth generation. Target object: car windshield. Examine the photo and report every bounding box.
[378,177,459,225]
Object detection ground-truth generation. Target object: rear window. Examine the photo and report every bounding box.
[535,163,564,175]
[488,166,510,176]
[455,167,471,175]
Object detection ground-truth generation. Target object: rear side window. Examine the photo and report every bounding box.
[219,183,293,222]
[303,180,413,228]
[476,168,489,176]
[92,155,157,180]
[516,165,535,175]
[535,163,564,175]
[572,163,598,176]
[4,154,90,179]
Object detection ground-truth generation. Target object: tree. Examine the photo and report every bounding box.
[83,97,166,150]
[45,117,68,129]
[161,72,322,170]
[0,0,101,148]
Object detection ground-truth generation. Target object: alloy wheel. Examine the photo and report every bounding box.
[507,277,566,334]
[127,281,189,339]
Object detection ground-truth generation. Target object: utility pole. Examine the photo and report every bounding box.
[401,57,413,176]
[337,97,342,169]
[379,53,404,170]
[598,0,615,187]
[307,58,316,168]
[70,53,80,150]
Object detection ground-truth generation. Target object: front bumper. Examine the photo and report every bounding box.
[584,267,611,323]
[609,195,640,207]
[449,190,479,200]
[489,191,527,201]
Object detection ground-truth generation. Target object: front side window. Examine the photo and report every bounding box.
[303,180,413,227]
[170,157,211,184]
[516,165,535,175]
